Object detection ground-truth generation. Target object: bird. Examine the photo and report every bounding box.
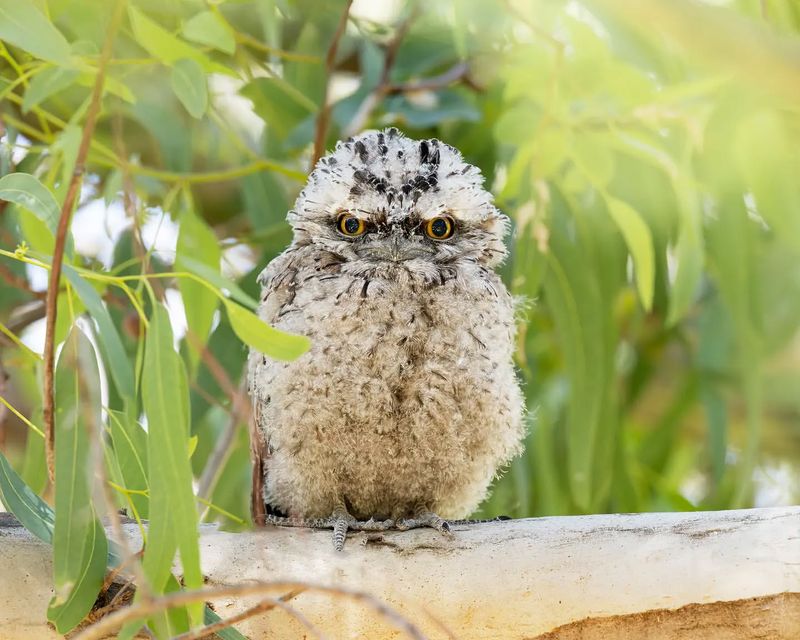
[247,128,525,550]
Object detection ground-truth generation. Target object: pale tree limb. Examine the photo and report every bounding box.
[1,508,797,638]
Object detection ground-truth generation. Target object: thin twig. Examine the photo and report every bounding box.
[310,0,355,169]
[384,61,471,94]
[343,6,419,138]
[171,588,312,640]
[71,580,428,640]
[41,0,126,483]
[185,328,242,400]
[197,373,250,513]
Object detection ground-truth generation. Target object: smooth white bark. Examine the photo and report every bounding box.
[0,507,798,639]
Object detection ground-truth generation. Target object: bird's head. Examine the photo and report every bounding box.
[287,129,509,285]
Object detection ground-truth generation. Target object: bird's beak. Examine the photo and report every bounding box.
[354,229,434,262]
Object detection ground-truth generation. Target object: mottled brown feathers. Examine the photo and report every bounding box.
[248,129,525,521]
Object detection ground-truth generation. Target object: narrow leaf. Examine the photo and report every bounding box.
[63,265,135,400]
[47,326,108,633]
[0,450,55,545]
[23,67,80,113]
[176,209,220,372]
[142,304,203,624]
[204,607,249,640]
[0,173,61,236]
[0,0,72,63]
[171,58,209,119]
[108,409,150,520]
[223,299,310,362]
[605,196,655,311]
[178,255,258,308]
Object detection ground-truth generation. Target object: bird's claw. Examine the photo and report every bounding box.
[396,511,452,535]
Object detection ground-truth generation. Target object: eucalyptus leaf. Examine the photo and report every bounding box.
[22,67,80,113]
[0,0,72,63]
[176,209,221,372]
[47,326,108,633]
[142,304,204,625]
[171,58,209,119]
[63,265,135,400]
[605,196,655,311]
[223,298,310,362]
[182,11,236,54]
[0,450,54,545]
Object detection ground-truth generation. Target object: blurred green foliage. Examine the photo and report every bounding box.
[1,0,800,633]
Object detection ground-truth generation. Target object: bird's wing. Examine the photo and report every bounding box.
[248,249,302,524]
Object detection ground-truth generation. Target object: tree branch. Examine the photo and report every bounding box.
[384,61,472,94]
[2,508,797,639]
[41,0,126,483]
[171,588,308,640]
[71,580,426,640]
[196,373,250,513]
[310,0,355,169]
[343,7,421,138]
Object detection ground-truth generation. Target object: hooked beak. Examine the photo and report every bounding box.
[354,230,434,262]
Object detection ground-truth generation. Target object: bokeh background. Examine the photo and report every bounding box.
[1,0,799,531]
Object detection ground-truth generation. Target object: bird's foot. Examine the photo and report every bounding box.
[395,509,452,535]
[329,505,394,551]
[267,505,453,550]
[266,506,393,551]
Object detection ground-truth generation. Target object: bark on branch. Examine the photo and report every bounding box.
[0,507,798,639]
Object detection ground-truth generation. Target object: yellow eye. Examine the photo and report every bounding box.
[337,213,366,237]
[424,216,455,240]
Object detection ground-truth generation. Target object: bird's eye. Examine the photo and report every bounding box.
[337,213,366,237]
[424,216,455,240]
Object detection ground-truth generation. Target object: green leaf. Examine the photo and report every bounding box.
[53,125,81,203]
[108,410,149,520]
[20,425,48,496]
[142,304,203,624]
[76,70,137,104]
[0,173,61,236]
[47,326,108,633]
[171,58,209,119]
[735,110,800,249]
[176,209,220,372]
[572,133,615,187]
[667,173,704,326]
[240,77,316,143]
[22,67,80,113]
[0,173,74,258]
[182,11,236,54]
[204,606,249,640]
[128,6,228,74]
[223,298,310,362]
[178,256,258,309]
[0,450,55,545]
[0,0,72,63]
[63,265,135,400]
[605,196,655,311]
[541,191,622,511]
